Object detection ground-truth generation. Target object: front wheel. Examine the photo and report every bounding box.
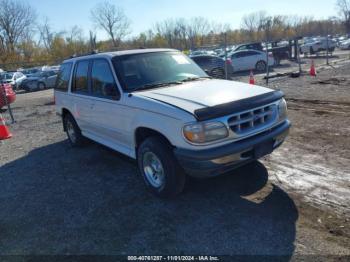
[255,60,267,72]
[137,137,186,198]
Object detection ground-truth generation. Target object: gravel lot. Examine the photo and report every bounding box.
[0,60,350,257]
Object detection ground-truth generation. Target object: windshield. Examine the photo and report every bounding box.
[2,73,14,80]
[112,51,208,92]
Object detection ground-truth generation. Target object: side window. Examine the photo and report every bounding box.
[73,60,89,93]
[55,63,72,91]
[246,51,257,56]
[240,52,251,58]
[91,59,120,100]
[233,52,243,58]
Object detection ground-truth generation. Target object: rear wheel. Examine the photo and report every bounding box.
[210,68,225,79]
[63,113,84,147]
[255,60,267,72]
[37,82,46,90]
[310,47,315,55]
[137,136,186,198]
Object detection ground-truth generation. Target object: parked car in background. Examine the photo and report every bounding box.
[0,72,26,88]
[191,55,233,78]
[229,50,274,72]
[43,65,60,73]
[300,38,336,55]
[190,50,216,56]
[21,70,57,91]
[0,83,16,109]
[336,36,349,46]
[234,42,264,52]
[339,39,350,50]
[21,68,41,77]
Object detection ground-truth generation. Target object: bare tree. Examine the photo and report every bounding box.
[241,11,267,41]
[0,0,36,52]
[38,18,55,52]
[89,30,97,51]
[155,19,177,47]
[91,1,131,48]
[187,17,210,48]
[336,0,350,33]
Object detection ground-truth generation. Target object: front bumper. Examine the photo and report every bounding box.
[174,120,291,177]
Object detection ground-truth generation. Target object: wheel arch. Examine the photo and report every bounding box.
[61,108,73,131]
[135,127,174,151]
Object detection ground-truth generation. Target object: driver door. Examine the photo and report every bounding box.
[87,59,132,155]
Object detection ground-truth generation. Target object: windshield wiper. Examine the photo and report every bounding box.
[131,81,183,92]
[180,76,212,83]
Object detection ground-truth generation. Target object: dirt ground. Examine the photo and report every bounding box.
[0,60,350,257]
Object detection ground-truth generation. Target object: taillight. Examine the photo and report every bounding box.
[226,58,232,65]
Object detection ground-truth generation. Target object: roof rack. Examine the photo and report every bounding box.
[69,50,100,59]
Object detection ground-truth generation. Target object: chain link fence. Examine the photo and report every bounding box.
[185,32,350,84]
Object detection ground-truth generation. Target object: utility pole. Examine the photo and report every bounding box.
[296,38,302,74]
[224,33,228,80]
[263,18,272,86]
[326,34,329,66]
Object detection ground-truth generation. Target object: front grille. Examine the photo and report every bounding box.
[228,104,277,135]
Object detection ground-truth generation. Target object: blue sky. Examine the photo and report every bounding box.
[29,0,338,40]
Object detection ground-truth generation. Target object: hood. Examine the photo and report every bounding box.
[1,80,13,84]
[136,79,274,116]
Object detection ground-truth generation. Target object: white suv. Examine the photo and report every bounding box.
[55,49,290,197]
[300,38,336,55]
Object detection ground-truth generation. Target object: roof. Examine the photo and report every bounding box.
[63,48,178,63]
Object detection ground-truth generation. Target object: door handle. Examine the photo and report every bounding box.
[90,103,95,109]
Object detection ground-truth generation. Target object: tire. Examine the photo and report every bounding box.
[37,82,46,90]
[137,136,186,198]
[210,68,225,79]
[255,60,267,72]
[23,85,30,92]
[63,113,84,147]
[274,56,281,66]
[310,47,314,55]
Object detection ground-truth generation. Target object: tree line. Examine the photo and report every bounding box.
[0,0,349,70]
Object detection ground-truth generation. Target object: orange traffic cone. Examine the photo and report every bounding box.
[310,60,317,77]
[249,70,255,85]
[0,114,12,140]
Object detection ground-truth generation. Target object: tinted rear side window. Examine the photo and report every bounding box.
[73,60,89,93]
[91,59,120,99]
[55,63,72,91]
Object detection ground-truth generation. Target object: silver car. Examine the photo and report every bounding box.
[22,71,57,91]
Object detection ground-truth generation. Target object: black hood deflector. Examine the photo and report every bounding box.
[194,90,284,121]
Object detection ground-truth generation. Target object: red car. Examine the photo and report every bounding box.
[0,83,16,109]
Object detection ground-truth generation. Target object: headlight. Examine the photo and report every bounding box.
[278,98,288,120]
[183,121,229,144]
